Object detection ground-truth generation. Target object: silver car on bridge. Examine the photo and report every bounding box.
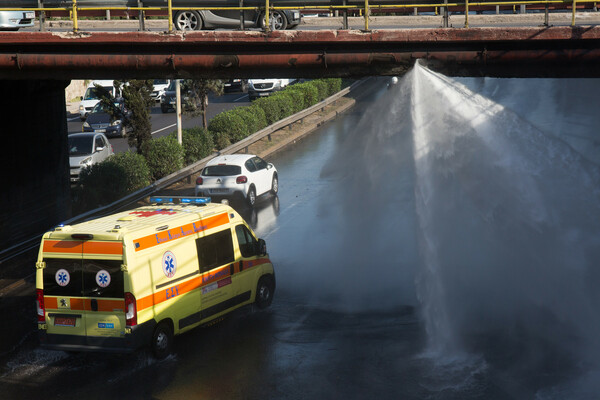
[0,11,35,31]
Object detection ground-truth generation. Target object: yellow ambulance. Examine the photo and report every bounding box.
[35,196,275,358]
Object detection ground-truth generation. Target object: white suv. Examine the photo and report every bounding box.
[195,154,278,207]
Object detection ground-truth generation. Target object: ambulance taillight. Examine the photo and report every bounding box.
[36,289,45,323]
[124,292,137,326]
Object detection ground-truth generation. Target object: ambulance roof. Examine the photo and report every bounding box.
[46,198,236,242]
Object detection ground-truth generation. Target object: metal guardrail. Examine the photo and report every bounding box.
[1,0,598,32]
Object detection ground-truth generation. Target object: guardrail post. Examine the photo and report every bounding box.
[38,0,46,32]
[464,0,469,28]
[168,0,173,32]
[544,3,549,26]
[364,0,370,30]
[496,5,499,14]
[343,0,348,29]
[106,10,111,21]
[572,0,577,26]
[72,0,79,33]
[138,0,146,31]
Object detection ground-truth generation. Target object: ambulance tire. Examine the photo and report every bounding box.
[255,276,274,309]
[151,322,173,360]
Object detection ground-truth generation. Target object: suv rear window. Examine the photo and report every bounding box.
[202,165,242,176]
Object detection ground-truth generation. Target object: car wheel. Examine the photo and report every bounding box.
[151,322,173,360]
[161,105,169,113]
[174,10,203,31]
[271,174,278,195]
[261,11,287,30]
[255,276,274,309]
[247,186,256,207]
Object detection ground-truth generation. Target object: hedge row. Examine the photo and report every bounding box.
[75,78,343,210]
[208,78,342,150]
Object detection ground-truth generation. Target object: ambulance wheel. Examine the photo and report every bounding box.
[151,322,173,359]
[255,276,274,309]
[247,186,257,207]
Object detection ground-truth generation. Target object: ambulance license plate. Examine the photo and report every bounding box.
[54,316,76,327]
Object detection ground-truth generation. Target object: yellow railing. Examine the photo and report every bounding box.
[1,0,598,33]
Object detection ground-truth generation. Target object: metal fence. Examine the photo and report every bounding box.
[1,0,599,32]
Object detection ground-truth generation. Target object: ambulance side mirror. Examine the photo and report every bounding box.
[257,239,267,256]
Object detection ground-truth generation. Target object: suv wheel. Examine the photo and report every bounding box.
[247,186,257,207]
[271,174,279,195]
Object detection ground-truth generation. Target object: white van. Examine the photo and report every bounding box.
[248,79,296,100]
[79,80,120,120]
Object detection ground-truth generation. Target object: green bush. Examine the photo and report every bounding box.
[291,82,319,107]
[270,92,295,120]
[168,127,214,165]
[323,78,342,95]
[76,152,150,210]
[232,105,267,135]
[311,80,329,101]
[281,88,306,113]
[143,137,184,180]
[208,109,249,146]
[253,96,282,125]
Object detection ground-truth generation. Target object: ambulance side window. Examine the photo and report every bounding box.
[196,230,234,273]
[235,225,258,258]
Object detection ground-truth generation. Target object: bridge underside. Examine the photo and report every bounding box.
[2,26,600,79]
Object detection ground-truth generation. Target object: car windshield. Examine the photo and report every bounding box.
[154,79,168,85]
[166,81,177,91]
[91,101,120,114]
[83,86,112,101]
[202,165,242,176]
[68,136,93,156]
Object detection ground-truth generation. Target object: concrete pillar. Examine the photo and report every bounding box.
[0,80,71,249]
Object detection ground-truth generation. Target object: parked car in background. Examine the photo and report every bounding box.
[68,132,114,183]
[151,79,171,102]
[0,10,35,31]
[248,79,295,100]
[173,9,300,31]
[79,80,120,120]
[82,98,130,138]
[224,79,248,93]
[195,154,278,207]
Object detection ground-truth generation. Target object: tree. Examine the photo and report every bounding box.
[181,79,224,129]
[101,79,154,155]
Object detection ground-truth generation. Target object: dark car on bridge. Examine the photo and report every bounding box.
[82,99,130,138]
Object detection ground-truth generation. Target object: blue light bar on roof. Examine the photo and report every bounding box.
[150,196,211,205]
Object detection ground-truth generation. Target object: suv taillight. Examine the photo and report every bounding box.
[236,176,248,184]
[196,177,203,185]
[125,292,137,326]
[36,289,46,323]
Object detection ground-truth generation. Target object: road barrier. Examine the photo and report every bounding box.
[1,0,599,32]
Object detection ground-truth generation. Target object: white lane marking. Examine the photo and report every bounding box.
[234,94,248,102]
[152,123,177,135]
[67,116,80,122]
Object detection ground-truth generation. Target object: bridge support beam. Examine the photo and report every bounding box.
[0,80,71,250]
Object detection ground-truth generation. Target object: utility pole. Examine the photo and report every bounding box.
[176,80,182,145]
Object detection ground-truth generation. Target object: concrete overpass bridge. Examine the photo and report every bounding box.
[3,25,600,251]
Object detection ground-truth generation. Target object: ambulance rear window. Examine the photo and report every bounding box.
[43,258,124,298]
